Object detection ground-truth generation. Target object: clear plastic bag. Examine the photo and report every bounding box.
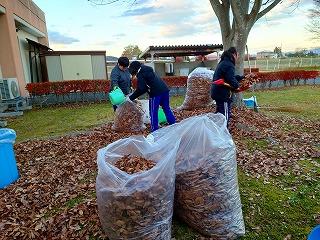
[147,113,245,239]
[96,136,179,240]
[178,67,215,110]
[112,100,146,132]
[136,99,151,124]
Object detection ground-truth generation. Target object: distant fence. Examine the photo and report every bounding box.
[244,57,320,71]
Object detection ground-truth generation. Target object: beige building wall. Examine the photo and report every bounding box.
[0,0,48,96]
[60,55,94,80]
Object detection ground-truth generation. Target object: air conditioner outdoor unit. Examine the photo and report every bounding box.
[0,78,21,100]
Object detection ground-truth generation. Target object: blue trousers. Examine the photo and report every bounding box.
[215,99,232,127]
[149,91,176,132]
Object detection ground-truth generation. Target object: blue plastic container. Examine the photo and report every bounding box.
[0,128,19,189]
[243,96,257,109]
[308,225,320,240]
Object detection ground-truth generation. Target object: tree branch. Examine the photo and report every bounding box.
[248,0,262,26]
[209,0,232,37]
[240,0,250,14]
[257,0,282,20]
[230,18,236,42]
[230,1,245,24]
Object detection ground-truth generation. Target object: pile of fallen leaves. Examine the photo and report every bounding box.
[230,108,320,177]
[0,105,319,239]
[114,155,156,174]
[235,74,260,92]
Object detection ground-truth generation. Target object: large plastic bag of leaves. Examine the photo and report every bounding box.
[147,113,245,239]
[112,100,146,132]
[96,136,179,240]
[178,67,214,110]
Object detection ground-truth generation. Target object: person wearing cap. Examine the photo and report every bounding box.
[211,47,244,127]
[128,61,176,132]
[110,56,132,111]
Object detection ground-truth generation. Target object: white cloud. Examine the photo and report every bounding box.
[121,0,220,38]
[48,31,80,44]
[159,23,199,37]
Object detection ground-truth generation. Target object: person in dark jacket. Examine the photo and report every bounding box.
[211,47,244,126]
[110,56,131,111]
[128,61,176,132]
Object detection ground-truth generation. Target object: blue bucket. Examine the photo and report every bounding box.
[243,96,257,108]
[0,128,19,189]
[308,225,320,240]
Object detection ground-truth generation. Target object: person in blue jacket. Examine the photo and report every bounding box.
[128,61,176,132]
[110,57,132,111]
[211,47,244,127]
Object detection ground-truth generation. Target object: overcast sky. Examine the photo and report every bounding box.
[33,0,318,56]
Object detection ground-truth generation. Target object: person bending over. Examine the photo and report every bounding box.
[128,61,176,132]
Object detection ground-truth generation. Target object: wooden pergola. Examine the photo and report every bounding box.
[139,44,223,61]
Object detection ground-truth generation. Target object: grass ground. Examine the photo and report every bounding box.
[4,86,320,239]
[6,103,115,142]
[244,86,320,120]
[239,164,320,240]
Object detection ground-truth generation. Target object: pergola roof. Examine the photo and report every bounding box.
[139,44,223,59]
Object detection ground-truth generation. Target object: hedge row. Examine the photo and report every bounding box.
[26,70,319,96]
[256,70,319,82]
[26,80,109,96]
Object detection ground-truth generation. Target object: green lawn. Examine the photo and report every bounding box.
[244,86,320,120]
[239,164,320,240]
[6,103,115,142]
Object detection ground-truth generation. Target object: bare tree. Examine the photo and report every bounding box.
[307,0,320,40]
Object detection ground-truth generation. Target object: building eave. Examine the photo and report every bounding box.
[0,4,5,14]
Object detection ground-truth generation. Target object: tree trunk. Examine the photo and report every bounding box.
[231,28,249,107]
